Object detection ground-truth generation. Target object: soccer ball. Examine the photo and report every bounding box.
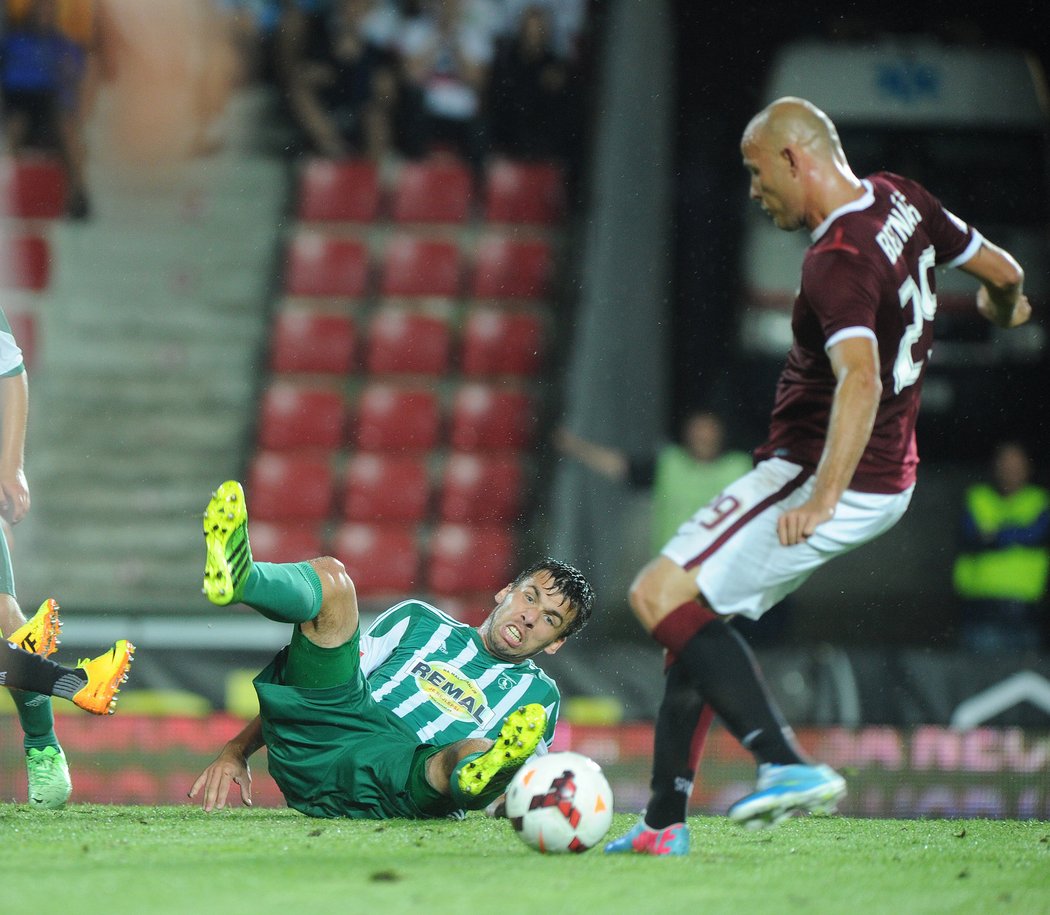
[505,751,614,853]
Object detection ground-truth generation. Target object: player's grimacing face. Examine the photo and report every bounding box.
[480,570,576,662]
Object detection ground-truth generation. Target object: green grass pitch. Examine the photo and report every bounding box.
[1,806,1047,914]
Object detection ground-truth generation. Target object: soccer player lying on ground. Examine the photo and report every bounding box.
[190,480,596,819]
[2,605,135,718]
[605,96,1032,855]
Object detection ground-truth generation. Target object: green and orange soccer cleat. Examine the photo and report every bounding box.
[72,639,136,715]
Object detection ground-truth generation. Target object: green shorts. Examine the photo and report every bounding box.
[254,627,455,820]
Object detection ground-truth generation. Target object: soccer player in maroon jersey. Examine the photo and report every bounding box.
[606,96,1031,855]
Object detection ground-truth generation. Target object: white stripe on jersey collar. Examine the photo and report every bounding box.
[810,179,875,243]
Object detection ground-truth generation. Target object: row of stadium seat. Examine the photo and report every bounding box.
[252,156,566,602]
[297,157,564,226]
[284,231,552,300]
[249,449,524,525]
[251,518,515,609]
[257,380,536,453]
[270,304,545,378]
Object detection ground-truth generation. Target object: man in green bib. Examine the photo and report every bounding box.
[190,480,595,819]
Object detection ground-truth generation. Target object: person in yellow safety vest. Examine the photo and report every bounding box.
[953,441,1050,653]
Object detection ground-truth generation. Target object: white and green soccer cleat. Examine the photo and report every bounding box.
[202,480,253,606]
[457,704,547,799]
[26,746,72,809]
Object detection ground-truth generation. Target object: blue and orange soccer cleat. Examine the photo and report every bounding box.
[7,598,61,657]
[604,817,690,856]
[728,762,846,829]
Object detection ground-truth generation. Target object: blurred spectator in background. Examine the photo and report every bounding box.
[396,0,494,167]
[497,0,586,59]
[277,0,399,161]
[952,441,1050,653]
[488,3,572,162]
[1,0,97,218]
[555,410,753,553]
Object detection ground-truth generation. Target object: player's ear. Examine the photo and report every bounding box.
[543,638,566,656]
[495,583,511,604]
[781,146,797,173]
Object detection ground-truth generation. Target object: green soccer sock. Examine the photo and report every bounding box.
[241,561,323,624]
[13,691,59,752]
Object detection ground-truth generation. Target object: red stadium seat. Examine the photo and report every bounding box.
[249,520,325,563]
[483,160,565,225]
[353,383,441,451]
[470,235,552,300]
[426,523,516,595]
[4,309,36,370]
[284,234,370,298]
[0,156,67,219]
[460,307,544,378]
[364,304,452,376]
[391,159,472,224]
[342,452,431,522]
[448,384,535,451]
[247,451,336,522]
[270,310,356,375]
[435,592,492,627]
[297,158,380,223]
[438,452,524,523]
[257,382,347,451]
[331,522,421,595]
[379,235,461,298]
[1,235,50,290]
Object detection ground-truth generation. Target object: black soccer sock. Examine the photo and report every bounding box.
[644,661,711,829]
[676,619,808,767]
[1,641,87,700]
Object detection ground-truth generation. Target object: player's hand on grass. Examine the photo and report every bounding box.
[189,744,252,812]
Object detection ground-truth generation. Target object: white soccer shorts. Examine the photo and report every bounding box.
[661,457,913,620]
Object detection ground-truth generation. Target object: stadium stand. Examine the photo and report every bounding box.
[390,158,473,225]
[284,233,370,298]
[247,153,565,605]
[0,154,68,219]
[269,310,356,376]
[483,160,565,225]
[364,302,453,377]
[257,382,347,451]
[470,234,552,300]
[296,158,381,224]
[379,234,462,298]
[341,452,432,523]
[249,520,326,564]
[330,521,421,597]
[247,451,336,522]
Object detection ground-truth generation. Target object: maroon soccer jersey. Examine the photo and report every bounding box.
[753,173,981,493]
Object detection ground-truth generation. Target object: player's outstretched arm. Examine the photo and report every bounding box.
[778,335,881,546]
[0,373,30,524]
[959,241,1030,329]
[189,715,264,812]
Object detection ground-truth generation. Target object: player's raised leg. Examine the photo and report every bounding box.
[1,638,135,716]
[202,481,324,625]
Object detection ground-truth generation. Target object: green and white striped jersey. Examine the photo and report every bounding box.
[361,600,560,750]
[0,307,25,377]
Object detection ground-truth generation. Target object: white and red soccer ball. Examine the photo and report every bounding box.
[505,751,614,853]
